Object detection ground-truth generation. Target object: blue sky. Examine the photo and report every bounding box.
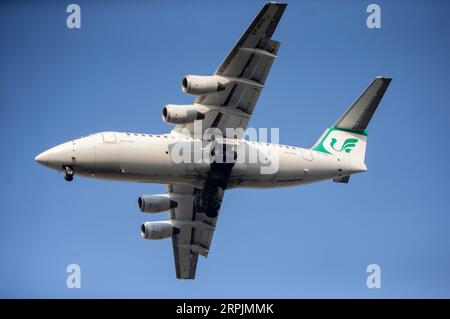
[1,0,450,298]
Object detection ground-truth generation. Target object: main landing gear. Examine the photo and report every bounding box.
[63,166,74,182]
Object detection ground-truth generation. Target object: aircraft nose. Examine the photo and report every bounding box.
[35,150,52,167]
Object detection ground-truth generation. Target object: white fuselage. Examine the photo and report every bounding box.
[35,131,366,188]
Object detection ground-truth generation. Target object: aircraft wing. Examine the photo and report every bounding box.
[173,2,287,138]
[168,184,225,279]
[168,2,287,279]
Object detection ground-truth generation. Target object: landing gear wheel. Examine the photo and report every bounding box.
[63,166,74,182]
[205,208,218,219]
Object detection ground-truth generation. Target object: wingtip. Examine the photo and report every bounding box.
[375,75,393,81]
[266,2,288,7]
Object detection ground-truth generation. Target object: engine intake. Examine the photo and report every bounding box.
[182,75,225,96]
[138,194,177,213]
[140,221,180,240]
[162,104,205,125]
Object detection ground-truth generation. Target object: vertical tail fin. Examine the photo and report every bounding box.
[311,76,391,163]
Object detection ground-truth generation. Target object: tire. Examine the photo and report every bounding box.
[205,209,218,218]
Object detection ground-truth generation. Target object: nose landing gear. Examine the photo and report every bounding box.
[63,166,74,182]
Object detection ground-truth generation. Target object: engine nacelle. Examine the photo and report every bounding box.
[138,194,177,213]
[140,221,179,240]
[162,104,205,124]
[181,75,225,96]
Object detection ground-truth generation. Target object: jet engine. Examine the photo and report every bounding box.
[162,104,205,124]
[140,221,179,240]
[181,75,225,96]
[138,194,177,213]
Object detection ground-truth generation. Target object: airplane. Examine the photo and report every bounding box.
[35,2,391,279]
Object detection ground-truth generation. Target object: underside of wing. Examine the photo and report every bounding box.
[163,2,288,280]
[168,184,225,279]
[173,2,287,138]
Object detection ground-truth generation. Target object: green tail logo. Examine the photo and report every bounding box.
[330,138,358,153]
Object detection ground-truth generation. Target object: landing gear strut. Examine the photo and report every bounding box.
[63,166,74,182]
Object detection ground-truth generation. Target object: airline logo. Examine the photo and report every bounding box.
[312,128,365,158]
[330,137,358,153]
